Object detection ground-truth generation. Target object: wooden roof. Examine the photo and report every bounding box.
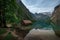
[22,20,32,24]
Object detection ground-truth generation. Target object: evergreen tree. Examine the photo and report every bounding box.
[0,0,19,27]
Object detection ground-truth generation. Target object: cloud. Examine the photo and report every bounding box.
[21,0,60,13]
[27,6,54,13]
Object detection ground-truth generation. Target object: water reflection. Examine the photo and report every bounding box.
[31,21,53,30]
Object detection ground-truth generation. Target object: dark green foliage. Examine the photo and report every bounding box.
[17,0,33,21]
[0,0,20,27]
[1,0,33,25]
[0,29,7,35]
[5,0,19,23]
[4,32,14,40]
[10,28,15,31]
[4,32,17,40]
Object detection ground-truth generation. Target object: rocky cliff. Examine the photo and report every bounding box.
[51,5,60,37]
[51,5,60,26]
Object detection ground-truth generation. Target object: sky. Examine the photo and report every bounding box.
[21,0,60,13]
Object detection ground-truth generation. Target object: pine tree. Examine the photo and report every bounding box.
[0,0,19,27]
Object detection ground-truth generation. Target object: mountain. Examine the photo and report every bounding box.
[16,0,33,21]
[51,5,60,25]
[51,5,60,37]
[16,0,51,21]
[41,12,52,17]
[31,12,50,21]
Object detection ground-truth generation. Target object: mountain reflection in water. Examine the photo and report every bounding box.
[31,21,53,30]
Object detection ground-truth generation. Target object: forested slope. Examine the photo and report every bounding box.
[0,0,33,27]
